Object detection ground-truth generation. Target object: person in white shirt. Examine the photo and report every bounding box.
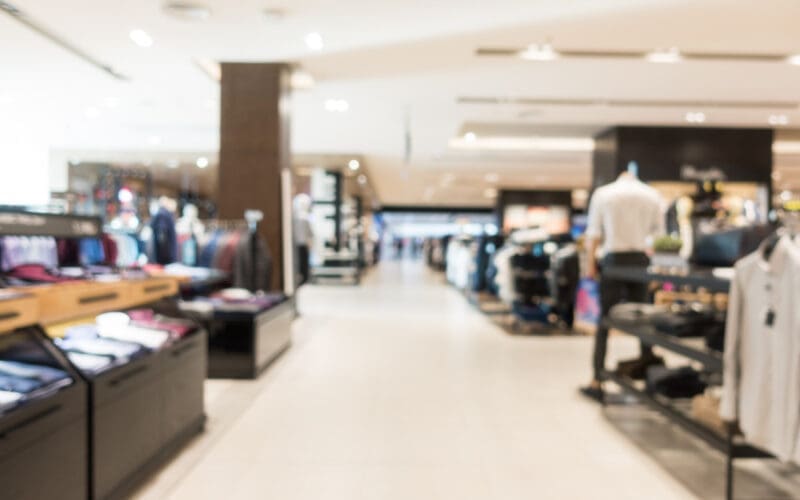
[580,171,665,400]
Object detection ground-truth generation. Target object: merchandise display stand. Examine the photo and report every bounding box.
[0,299,90,500]
[600,266,772,500]
[189,297,295,379]
[0,211,206,500]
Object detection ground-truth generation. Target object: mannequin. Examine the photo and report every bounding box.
[292,194,314,285]
[176,204,204,266]
[150,196,178,265]
[580,168,665,401]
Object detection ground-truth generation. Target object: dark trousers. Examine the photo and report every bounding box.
[297,244,310,286]
[592,252,653,381]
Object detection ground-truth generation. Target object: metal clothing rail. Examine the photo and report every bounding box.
[600,265,772,500]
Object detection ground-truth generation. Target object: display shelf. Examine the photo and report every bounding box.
[0,292,39,335]
[8,277,182,325]
[604,318,723,372]
[602,265,731,293]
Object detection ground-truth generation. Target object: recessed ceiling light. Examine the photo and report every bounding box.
[324,99,349,112]
[768,114,789,126]
[166,159,180,169]
[781,190,792,202]
[685,111,706,123]
[148,135,162,145]
[646,47,682,63]
[519,43,559,61]
[163,2,211,21]
[464,131,477,142]
[348,159,360,171]
[484,188,498,198]
[787,54,800,65]
[262,8,285,21]
[305,32,324,51]
[84,106,101,119]
[129,29,154,48]
[196,157,209,168]
[357,174,367,185]
[485,173,499,183]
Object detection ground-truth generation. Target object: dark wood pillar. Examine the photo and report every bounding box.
[218,63,291,291]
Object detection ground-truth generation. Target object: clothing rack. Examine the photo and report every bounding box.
[600,265,773,500]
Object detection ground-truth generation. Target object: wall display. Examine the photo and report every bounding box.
[502,204,570,234]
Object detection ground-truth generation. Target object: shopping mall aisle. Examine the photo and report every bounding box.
[135,260,694,500]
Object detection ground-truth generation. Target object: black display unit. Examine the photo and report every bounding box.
[0,327,89,500]
[85,328,207,500]
[199,298,294,379]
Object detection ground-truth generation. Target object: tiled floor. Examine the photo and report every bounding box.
[133,260,797,499]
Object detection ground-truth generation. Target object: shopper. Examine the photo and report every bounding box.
[580,170,665,401]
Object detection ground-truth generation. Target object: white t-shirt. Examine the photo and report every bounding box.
[720,236,800,463]
[585,176,664,253]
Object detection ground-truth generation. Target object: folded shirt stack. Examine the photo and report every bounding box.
[0,360,73,412]
[127,309,196,338]
[646,365,707,399]
[651,303,721,338]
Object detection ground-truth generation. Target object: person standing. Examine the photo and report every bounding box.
[580,171,665,401]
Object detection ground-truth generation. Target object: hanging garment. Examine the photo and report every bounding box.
[720,236,800,462]
[233,231,273,292]
[150,208,178,264]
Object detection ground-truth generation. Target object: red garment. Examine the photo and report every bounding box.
[216,231,242,274]
[100,233,118,267]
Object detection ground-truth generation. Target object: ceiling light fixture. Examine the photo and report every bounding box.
[357,174,367,185]
[348,159,360,171]
[519,43,559,61]
[196,157,209,168]
[769,114,790,126]
[787,54,800,65]
[324,99,349,112]
[685,111,706,123]
[129,29,154,47]
[305,32,324,51]
[162,2,211,21]
[464,131,477,142]
[646,47,682,63]
[484,188,498,199]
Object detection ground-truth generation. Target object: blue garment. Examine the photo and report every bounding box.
[0,360,69,385]
[199,230,223,268]
[0,374,42,393]
[79,238,106,266]
[150,208,177,264]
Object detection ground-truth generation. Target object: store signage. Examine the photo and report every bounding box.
[0,211,102,237]
[680,165,727,182]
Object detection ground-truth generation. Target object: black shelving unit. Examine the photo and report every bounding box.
[601,265,772,500]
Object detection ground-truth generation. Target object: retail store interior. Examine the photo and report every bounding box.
[3,1,800,499]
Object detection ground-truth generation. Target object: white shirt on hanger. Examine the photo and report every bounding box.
[586,175,664,253]
[720,235,800,462]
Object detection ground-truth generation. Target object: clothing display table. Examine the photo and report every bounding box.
[600,266,773,500]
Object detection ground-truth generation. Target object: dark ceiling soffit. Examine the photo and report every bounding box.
[0,1,127,80]
[380,205,494,214]
[458,96,799,111]
[476,47,788,63]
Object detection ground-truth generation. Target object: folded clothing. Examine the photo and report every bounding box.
[55,329,148,361]
[127,309,197,338]
[65,352,115,375]
[646,365,707,399]
[0,373,43,393]
[651,303,720,338]
[609,303,669,323]
[0,390,22,413]
[99,325,170,350]
[0,360,69,385]
[615,355,664,381]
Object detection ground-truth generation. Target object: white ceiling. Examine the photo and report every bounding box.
[2,0,800,207]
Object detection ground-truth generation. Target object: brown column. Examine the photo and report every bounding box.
[217,63,291,291]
